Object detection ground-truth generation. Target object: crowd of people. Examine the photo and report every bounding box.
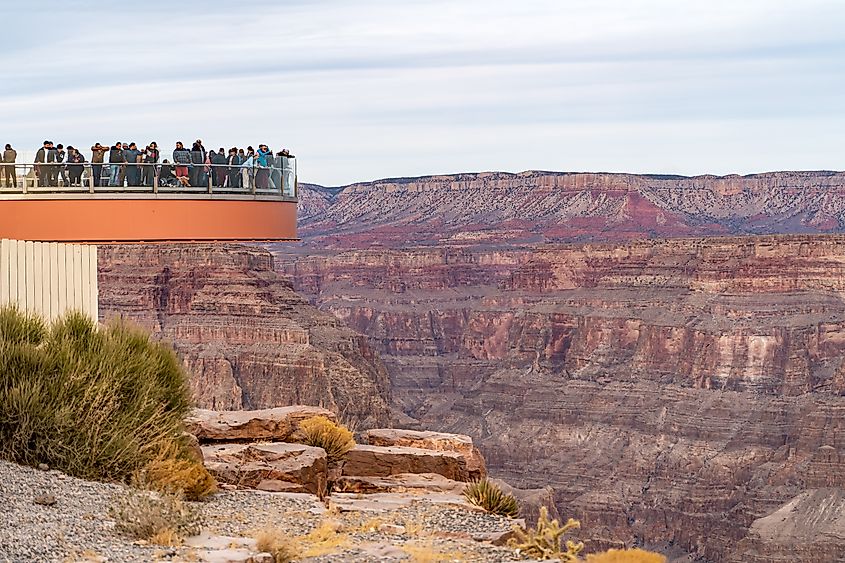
[0,140,295,191]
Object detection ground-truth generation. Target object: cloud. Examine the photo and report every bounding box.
[0,0,843,184]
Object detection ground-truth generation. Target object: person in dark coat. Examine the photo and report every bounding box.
[66,146,85,186]
[108,141,124,186]
[55,144,67,186]
[190,140,206,186]
[35,140,57,187]
[226,148,242,188]
[142,142,159,187]
[2,143,17,188]
[210,147,227,187]
[122,142,142,186]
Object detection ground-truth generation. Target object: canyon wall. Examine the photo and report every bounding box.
[274,234,845,562]
[299,170,845,248]
[98,244,391,427]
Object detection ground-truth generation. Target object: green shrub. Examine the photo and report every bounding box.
[462,478,519,518]
[508,506,584,561]
[298,416,356,465]
[0,308,199,491]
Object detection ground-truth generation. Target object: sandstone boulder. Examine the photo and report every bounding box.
[186,406,336,443]
[365,428,486,479]
[333,473,466,494]
[201,443,327,495]
[342,444,468,481]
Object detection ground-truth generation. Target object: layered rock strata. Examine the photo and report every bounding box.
[98,244,391,426]
[298,171,845,247]
[274,234,845,562]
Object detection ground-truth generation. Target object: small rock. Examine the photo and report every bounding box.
[377,523,406,535]
[37,463,50,471]
[33,494,57,506]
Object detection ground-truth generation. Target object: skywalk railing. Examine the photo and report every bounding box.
[0,159,297,199]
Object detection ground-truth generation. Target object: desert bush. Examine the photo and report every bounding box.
[138,451,217,501]
[0,308,203,495]
[462,478,519,518]
[110,489,201,545]
[509,506,584,561]
[254,527,301,563]
[585,548,667,563]
[298,416,355,465]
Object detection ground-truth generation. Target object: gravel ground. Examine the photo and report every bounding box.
[0,460,531,562]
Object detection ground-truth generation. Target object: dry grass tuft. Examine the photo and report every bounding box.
[254,527,301,563]
[110,489,200,546]
[299,520,350,558]
[402,540,467,562]
[585,548,667,562]
[298,416,356,465]
[138,444,218,501]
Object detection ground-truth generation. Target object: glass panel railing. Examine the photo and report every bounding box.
[0,161,297,199]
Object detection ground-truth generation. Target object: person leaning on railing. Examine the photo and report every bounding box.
[2,143,16,188]
[142,142,159,187]
[66,146,86,186]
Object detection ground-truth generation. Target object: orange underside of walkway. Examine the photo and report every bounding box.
[0,199,298,242]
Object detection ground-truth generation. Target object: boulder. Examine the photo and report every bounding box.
[333,472,466,494]
[186,406,336,442]
[342,444,469,481]
[201,442,327,495]
[365,428,487,479]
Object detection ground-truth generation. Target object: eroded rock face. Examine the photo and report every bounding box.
[735,488,845,563]
[97,244,391,427]
[273,234,845,562]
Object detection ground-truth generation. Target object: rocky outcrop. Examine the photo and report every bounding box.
[98,244,391,427]
[365,429,486,479]
[273,234,845,562]
[342,445,469,482]
[202,442,328,495]
[187,406,336,442]
[298,171,845,248]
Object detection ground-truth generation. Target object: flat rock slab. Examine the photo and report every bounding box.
[334,472,466,494]
[366,428,487,479]
[202,442,327,495]
[186,406,336,442]
[342,444,469,481]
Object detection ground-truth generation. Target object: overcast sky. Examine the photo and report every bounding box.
[1,0,843,185]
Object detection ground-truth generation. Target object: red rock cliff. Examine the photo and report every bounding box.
[274,235,845,562]
[98,244,391,427]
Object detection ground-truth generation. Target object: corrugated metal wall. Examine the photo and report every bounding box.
[0,239,98,323]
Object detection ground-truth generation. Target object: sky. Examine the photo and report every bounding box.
[1,0,843,186]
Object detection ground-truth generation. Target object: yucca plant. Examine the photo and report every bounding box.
[298,415,356,465]
[508,506,584,561]
[462,478,520,518]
